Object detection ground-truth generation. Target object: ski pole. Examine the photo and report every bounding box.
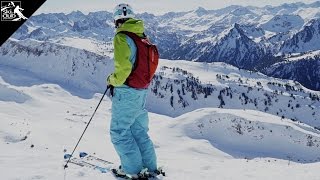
[64,87,109,169]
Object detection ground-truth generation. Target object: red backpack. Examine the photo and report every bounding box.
[119,31,159,89]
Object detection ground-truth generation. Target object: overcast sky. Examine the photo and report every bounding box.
[37,0,319,15]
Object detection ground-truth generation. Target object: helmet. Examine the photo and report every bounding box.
[113,3,135,21]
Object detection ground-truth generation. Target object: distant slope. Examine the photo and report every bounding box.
[180,108,320,163]
[148,60,320,129]
[262,51,320,91]
[0,84,31,103]
[0,39,114,98]
[0,40,319,129]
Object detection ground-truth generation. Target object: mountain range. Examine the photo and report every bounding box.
[5,1,320,91]
[1,3,320,178]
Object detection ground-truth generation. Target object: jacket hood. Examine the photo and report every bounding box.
[116,18,144,34]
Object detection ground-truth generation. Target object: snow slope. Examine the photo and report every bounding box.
[149,60,320,129]
[181,108,320,163]
[0,39,114,98]
[0,83,30,103]
[1,39,319,128]
[1,71,320,180]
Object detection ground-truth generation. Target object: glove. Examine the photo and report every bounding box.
[107,85,114,98]
[106,75,111,85]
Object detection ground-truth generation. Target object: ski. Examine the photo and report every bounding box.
[64,152,113,173]
[69,157,109,173]
[78,152,114,165]
[64,152,165,179]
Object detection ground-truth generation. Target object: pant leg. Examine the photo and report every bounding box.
[131,93,157,172]
[110,88,143,174]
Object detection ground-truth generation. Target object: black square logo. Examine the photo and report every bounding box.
[1,1,27,21]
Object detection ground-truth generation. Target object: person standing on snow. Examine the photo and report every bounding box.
[106,3,161,179]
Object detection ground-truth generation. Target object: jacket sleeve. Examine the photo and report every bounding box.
[107,33,133,87]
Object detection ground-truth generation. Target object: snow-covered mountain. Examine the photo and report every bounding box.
[259,14,304,33]
[7,1,320,90]
[150,60,320,129]
[0,39,113,98]
[1,38,319,129]
[0,55,320,179]
[1,2,320,179]
[281,19,320,53]
[1,21,320,180]
[262,50,320,91]
[171,23,267,69]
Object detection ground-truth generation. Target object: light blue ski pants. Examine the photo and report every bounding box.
[110,87,157,174]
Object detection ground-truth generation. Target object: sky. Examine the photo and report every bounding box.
[37,0,319,15]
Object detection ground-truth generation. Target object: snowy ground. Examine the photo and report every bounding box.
[51,37,114,58]
[1,65,320,180]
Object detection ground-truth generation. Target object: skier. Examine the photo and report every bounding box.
[106,3,160,179]
[13,5,28,21]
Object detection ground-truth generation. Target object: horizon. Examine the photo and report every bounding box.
[36,0,319,15]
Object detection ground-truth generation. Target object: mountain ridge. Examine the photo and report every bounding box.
[3,1,320,91]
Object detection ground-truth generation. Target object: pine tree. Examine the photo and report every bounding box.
[182,84,185,95]
[170,96,174,108]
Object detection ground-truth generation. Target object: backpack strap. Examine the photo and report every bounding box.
[117,31,140,67]
[117,31,146,41]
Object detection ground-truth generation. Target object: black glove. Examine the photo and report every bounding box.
[107,85,114,98]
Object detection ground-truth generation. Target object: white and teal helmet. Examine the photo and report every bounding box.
[113,3,135,21]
